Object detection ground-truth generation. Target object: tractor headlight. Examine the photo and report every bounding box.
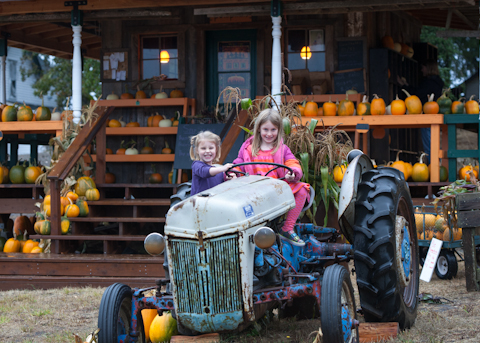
[254,227,276,249]
[144,233,165,256]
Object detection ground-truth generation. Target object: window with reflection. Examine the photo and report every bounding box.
[287,29,325,72]
[141,35,178,79]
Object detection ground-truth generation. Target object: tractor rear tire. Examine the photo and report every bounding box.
[353,167,419,330]
[98,283,145,343]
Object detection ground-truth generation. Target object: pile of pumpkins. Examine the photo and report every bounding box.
[0,161,43,185]
[1,216,44,253]
[381,35,414,58]
[0,96,70,121]
[414,209,462,242]
[104,138,173,156]
[299,90,480,117]
[389,152,449,182]
[106,112,179,128]
[106,87,184,100]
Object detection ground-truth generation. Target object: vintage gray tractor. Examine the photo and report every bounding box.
[97,150,419,343]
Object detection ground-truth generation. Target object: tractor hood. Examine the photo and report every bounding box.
[165,175,295,239]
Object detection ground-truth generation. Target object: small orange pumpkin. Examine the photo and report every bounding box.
[451,98,465,114]
[170,89,184,98]
[390,94,406,115]
[322,97,337,116]
[459,164,478,181]
[126,122,140,127]
[105,172,116,184]
[370,94,386,115]
[148,114,163,127]
[338,95,355,116]
[423,94,440,114]
[402,89,422,114]
[356,95,370,116]
[333,165,347,183]
[381,35,395,49]
[304,101,319,117]
[135,86,148,99]
[17,103,34,121]
[465,95,479,114]
[411,153,429,182]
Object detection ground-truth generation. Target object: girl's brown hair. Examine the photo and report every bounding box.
[251,109,283,156]
[189,131,222,162]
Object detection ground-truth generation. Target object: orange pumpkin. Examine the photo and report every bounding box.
[465,95,479,114]
[356,95,370,116]
[126,122,140,127]
[135,87,148,99]
[108,119,122,127]
[22,240,39,253]
[297,101,305,116]
[148,114,163,127]
[105,172,116,184]
[3,237,21,253]
[390,94,406,115]
[423,94,439,114]
[411,153,429,182]
[142,309,158,343]
[390,151,408,179]
[381,35,395,49]
[317,107,324,116]
[322,98,337,116]
[370,94,386,115]
[170,89,184,98]
[24,164,42,184]
[304,101,319,117]
[459,164,478,181]
[333,165,347,183]
[402,89,422,114]
[338,95,355,116]
[66,191,79,203]
[451,98,465,114]
[17,103,34,121]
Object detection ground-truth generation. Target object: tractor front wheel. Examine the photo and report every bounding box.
[98,283,145,343]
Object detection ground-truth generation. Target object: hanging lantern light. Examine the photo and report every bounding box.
[160,50,170,64]
[300,46,312,60]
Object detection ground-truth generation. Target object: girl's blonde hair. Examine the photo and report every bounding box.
[252,109,283,156]
[189,131,222,162]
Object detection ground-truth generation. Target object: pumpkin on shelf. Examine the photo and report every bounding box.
[141,137,155,154]
[162,142,173,154]
[36,219,51,235]
[423,94,440,114]
[411,153,430,182]
[2,103,17,122]
[3,237,21,253]
[381,35,395,49]
[85,188,100,201]
[106,148,113,154]
[338,95,355,116]
[30,246,43,253]
[303,101,319,117]
[356,95,370,116]
[390,95,406,115]
[108,119,122,127]
[24,162,42,184]
[125,139,139,155]
[437,89,452,114]
[17,103,34,121]
[297,101,305,116]
[126,121,140,127]
[322,97,337,116]
[106,92,120,100]
[149,165,163,184]
[389,151,409,179]
[148,113,163,127]
[370,94,386,115]
[465,95,479,114]
[451,98,465,114]
[105,172,116,184]
[61,216,71,235]
[170,89,184,98]
[9,161,26,184]
[135,86,148,99]
[74,176,96,196]
[120,85,134,99]
[35,94,51,121]
[155,86,168,99]
[401,89,422,114]
[51,107,61,121]
[168,167,174,184]
[22,239,39,253]
[116,140,127,155]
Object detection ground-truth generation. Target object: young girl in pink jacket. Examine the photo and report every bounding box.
[233,109,310,246]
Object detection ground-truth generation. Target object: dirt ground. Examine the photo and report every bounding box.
[0,260,479,343]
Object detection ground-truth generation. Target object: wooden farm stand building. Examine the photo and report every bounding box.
[0,0,478,290]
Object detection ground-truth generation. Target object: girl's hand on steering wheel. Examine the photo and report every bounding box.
[285,171,295,182]
[226,172,237,180]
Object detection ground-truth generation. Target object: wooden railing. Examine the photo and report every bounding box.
[46,106,114,252]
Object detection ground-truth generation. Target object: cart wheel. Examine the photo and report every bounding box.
[435,250,458,280]
[353,167,419,330]
[98,283,145,343]
[419,247,428,267]
[320,264,358,343]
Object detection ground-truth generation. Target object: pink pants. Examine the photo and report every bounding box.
[282,187,308,233]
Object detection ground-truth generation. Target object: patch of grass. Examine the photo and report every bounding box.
[44,330,74,343]
[0,315,10,324]
[32,309,52,317]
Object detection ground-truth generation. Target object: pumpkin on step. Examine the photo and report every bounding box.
[65,204,80,218]
[22,239,39,253]
[76,199,89,217]
[85,188,100,201]
[61,216,71,235]
[3,237,21,253]
[9,161,26,184]
[74,176,96,196]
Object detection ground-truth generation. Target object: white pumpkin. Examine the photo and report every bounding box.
[346,88,358,95]
[155,92,168,99]
[106,92,119,100]
[51,111,61,120]
[125,147,139,155]
[393,42,402,53]
[159,119,173,127]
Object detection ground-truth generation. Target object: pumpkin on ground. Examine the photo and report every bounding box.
[411,153,429,182]
[423,94,439,114]
[3,238,21,252]
[149,311,178,343]
[74,176,96,196]
[402,89,422,114]
[370,94,386,115]
[465,95,479,114]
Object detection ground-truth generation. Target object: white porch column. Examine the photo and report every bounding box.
[72,25,82,124]
[271,16,282,107]
[0,56,5,104]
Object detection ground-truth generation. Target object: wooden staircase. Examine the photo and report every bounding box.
[0,105,249,290]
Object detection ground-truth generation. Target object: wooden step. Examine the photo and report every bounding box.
[29,234,147,241]
[68,217,165,223]
[87,199,171,206]
[96,183,177,189]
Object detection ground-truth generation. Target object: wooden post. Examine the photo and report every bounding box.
[171,333,220,343]
[359,322,399,343]
[456,192,480,291]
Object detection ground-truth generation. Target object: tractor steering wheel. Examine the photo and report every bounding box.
[226,162,294,180]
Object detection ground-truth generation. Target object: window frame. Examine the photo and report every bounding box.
[285,27,326,72]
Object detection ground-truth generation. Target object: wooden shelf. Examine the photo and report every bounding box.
[106,127,177,135]
[88,154,175,162]
[0,121,63,135]
[97,98,194,107]
[30,234,147,241]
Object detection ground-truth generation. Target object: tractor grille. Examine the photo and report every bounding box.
[170,234,243,314]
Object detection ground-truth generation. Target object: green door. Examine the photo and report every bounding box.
[206,30,257,107]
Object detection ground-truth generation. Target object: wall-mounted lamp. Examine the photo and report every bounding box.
[300,46,311,60]
[160,50,170,64]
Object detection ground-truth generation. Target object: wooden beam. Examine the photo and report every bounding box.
[453,8,477,29]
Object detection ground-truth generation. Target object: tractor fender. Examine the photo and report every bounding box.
[337,150,374,243]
